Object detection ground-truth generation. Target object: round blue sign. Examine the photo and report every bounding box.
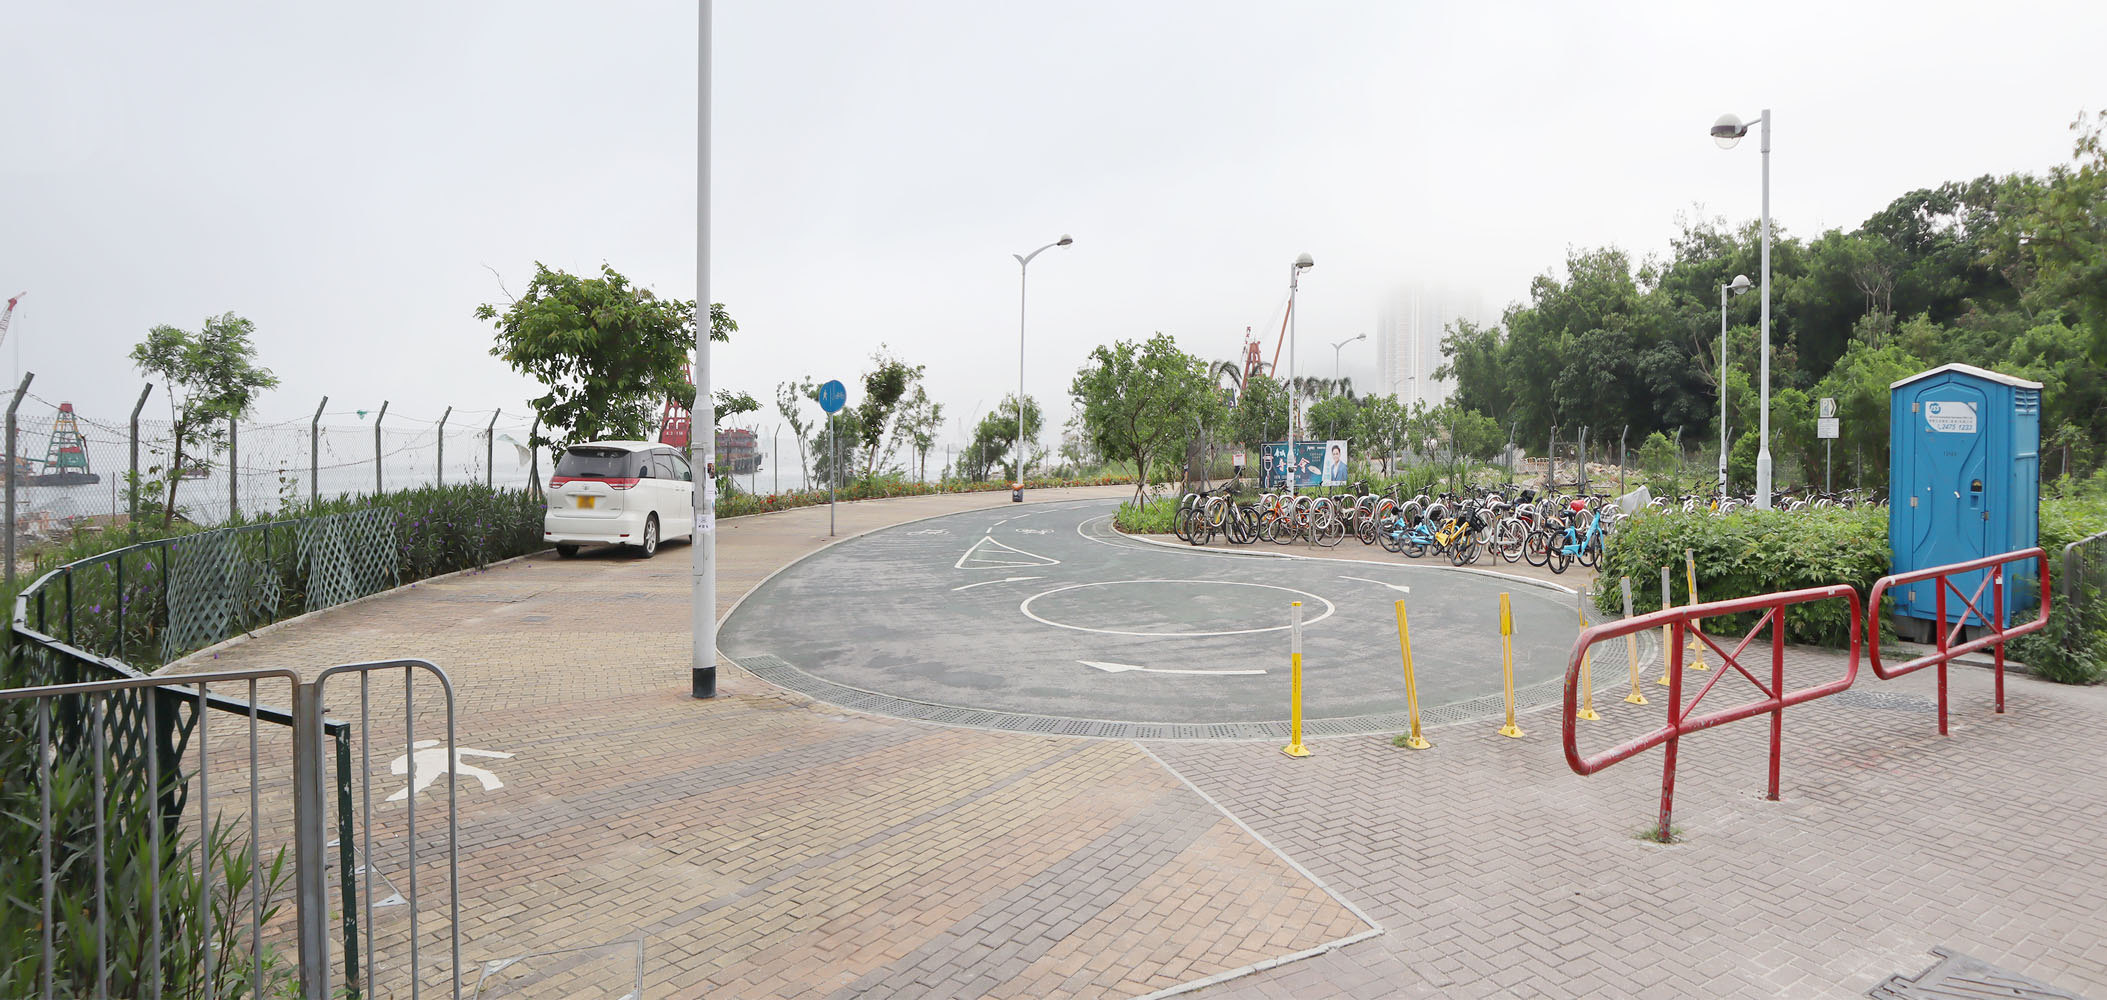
[818,379,847,414]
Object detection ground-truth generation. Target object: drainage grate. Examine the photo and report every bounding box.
[1871,947,2089,999]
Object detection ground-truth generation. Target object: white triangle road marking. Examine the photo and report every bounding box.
[951,576,1043,592]
[955,535,1061,570]
[1340,575,1412,594]
[1080,660,1267,676]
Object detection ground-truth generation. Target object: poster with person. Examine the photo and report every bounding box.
[1261,440,1349,487]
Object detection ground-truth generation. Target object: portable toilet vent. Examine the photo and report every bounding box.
[1887,363,2041,640]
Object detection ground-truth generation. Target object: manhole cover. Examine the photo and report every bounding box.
[1871,947,2089,1000]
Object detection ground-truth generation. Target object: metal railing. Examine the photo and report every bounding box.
[1563,584,1863,843]
[1867,548,2051,734]
[0,658,460,1000]
[2062,528,2107,621]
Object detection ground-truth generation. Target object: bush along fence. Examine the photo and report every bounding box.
[3,483,539,996]
[715,473,1136,518]
[1595,497,2107,683]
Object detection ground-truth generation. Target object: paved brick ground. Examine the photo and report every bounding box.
[172,487,1372,999]
[165,486,2107,998]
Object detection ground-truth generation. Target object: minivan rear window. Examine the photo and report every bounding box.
[554,447,643,479]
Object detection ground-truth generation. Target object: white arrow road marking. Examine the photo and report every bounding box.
[952,576,1044,592]
[1013,528,1052,535]
[956,535,1061,570]
[1081,660,1267,676]
[1340,576,1412,594]
[906,528,950,536]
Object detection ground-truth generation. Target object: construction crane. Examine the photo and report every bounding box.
[0,292,22,350]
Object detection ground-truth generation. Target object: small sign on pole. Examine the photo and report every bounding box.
[819,380,846,536]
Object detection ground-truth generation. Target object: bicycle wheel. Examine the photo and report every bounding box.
[1522,528,1550,567]
[1451,535,1480,566]
[1316,513,1347,547]
[1356,515,1379,546]
[1402,539,1426,558]
[1577,533,1601,567]
[1172,505,1193,542]
[1546,539,1572,574]
[1378,517,1404,553]
[1493,519,1525,563]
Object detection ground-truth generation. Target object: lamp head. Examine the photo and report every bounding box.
[1294,253,1314,270]
[1056,234,1073,247]
[1711,113,1748,149]
[1729,273,1752,296]
[1354,332,1367,342]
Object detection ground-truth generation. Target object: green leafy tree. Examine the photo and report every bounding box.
[1072,333,1216,501]
[478,262,736,448]
[894,385,945,482]
[1306,394,1362,444]
[129,313,279,525]
[854,349,922,480]
[1359,394,1407,473]
[1228,373,1287,449]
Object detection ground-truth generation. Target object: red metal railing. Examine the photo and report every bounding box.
[1866,548,2051,734]
[1564,584,1862,843]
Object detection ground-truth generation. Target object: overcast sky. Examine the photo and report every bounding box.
[4,2,2101,456]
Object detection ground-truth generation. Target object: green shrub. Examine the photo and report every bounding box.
[1596,506,1890,647]
[1112,498,1177,534]
[2013,474,2107,683]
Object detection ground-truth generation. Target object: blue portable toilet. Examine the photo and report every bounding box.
[1887,363,2041,639]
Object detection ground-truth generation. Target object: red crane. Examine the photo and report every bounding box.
[0,292,23,350]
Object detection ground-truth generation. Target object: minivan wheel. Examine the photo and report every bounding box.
[636,514,659,558]
[555,544,580,558]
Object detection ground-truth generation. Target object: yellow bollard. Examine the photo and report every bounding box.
[1621,576,1647,704]
[1282,601,1312,757]
[1576,584,1600,720]
[1394,601,1430,749]
[1657,566,1674,687]
[1685,548,1709,671]
[1498,592,1525,738]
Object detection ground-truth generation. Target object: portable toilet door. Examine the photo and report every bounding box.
[1888,363,2041,638]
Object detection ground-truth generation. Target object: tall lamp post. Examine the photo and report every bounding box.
[1711,109,1773,507]
[1012,234,1072,499]
[1718,273,1750,495]
[1329,332,1365,381]
[1285,253,1314,491]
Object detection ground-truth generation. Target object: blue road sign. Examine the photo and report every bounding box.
[819,379,847,414]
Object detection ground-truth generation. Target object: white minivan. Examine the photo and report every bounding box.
[542,441,694,558]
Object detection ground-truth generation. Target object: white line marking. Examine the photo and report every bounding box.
[1019,580,1337,637]
[955,535,1062,570]
[951,575,1044,592]
[1081,660,1266,676]
[1339,576,1412,594]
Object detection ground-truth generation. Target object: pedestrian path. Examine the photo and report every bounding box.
[170,485,2107,998]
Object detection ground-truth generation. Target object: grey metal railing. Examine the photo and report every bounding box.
[0,659,461,1000]
[2060,528,2107,610]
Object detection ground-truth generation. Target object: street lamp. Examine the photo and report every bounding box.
[1711,109,1774,507]
[1012,234,1072,499]
[1285,252,1314,491]
[1719,273,1750,495]
[1329,332,1365,381]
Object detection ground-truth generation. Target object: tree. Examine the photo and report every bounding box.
[478,262,736,448]
[1306,394,1362,443]
[1071,333,1215,502]
[1359,394,1407,473]
[894,386,945,482]
[1228,373,1287,449]
[129,313,279,525]
[854,349,922,480]
[775,378,817,485]
[961,395,1042,482]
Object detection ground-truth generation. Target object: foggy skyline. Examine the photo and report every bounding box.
[4,2,2102,459]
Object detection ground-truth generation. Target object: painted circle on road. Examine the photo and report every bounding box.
[1018,579,1337,637]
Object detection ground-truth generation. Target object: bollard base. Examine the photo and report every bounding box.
[1280,742,1312,758]
[1577,707,1602,721]
[1624,691,1649,705]
[1498,724,1526,739]
[691,665,716,699]
[1399,734,1430,750]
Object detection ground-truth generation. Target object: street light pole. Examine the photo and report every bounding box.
[1285,253,1314,491]
[1712,109,1774,507]
[1329,332,1365,382]
[1719,274,1748,495]
[691,0,716,699]
[1012,235,1072,498]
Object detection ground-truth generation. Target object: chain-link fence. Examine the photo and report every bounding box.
[3,388,552,541]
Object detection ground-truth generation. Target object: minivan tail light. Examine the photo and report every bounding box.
[607,478,639,489]
[549,476,640,489]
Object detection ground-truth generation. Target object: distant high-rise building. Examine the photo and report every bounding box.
[1376,283,1480,410]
